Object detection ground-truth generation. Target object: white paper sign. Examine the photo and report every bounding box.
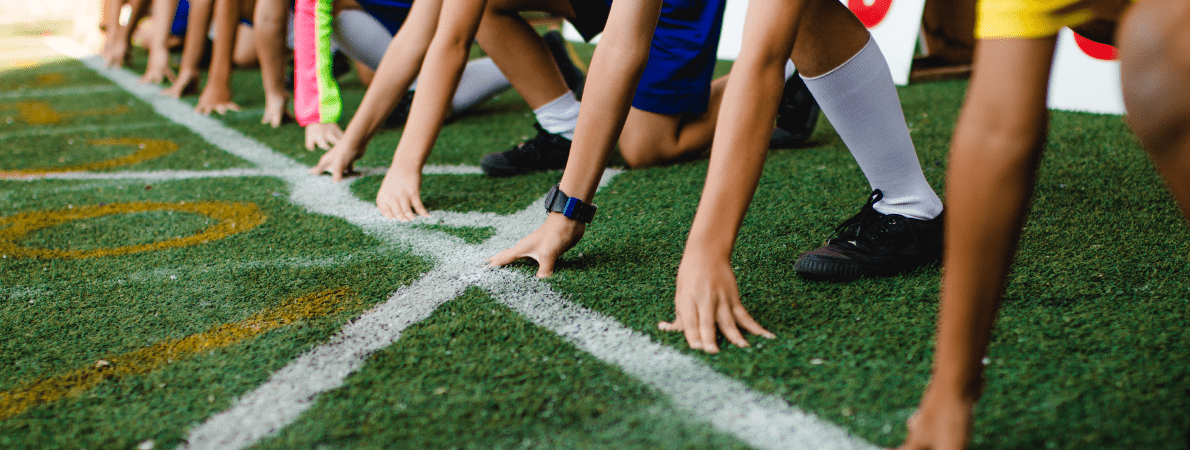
[1047,27,1125,115]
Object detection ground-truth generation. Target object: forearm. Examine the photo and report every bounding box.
[254,0,289,99]
[147,0,179,51]
[178,0,215,73]
[389,37,469,172]
[557,0,660,203]
[932,37,1054,397]
[388,0,479,173]
[339,0,439,146]
[205,0,239,89]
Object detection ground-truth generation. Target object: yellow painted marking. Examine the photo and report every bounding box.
[565,40,588,73]
[33,74,66,86]
[0,138,179,176]
[0,288,358,420]
[0,101,130,125]
[0,201,266,259]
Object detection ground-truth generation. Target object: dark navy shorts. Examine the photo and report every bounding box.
[568,0,726,115]
[358,0,412,35]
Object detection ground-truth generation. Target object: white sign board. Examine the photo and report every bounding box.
[1047,27,1125,115]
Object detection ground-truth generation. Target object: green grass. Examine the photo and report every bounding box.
[0,30,1187,450]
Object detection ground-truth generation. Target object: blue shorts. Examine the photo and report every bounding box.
[570,0,727,115]
[171,0,255,36]
[357,0,412,35]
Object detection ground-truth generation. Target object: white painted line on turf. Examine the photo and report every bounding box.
[478,269,874,450]
[0,84,120,99]
[179,265,472,450]
[51,37,879,450]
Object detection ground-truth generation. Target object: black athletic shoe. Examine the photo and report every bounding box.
[794,190,943,281]
[543,30,586,100]
[769,74,820,149]
[383,90,416,128]
[480,122,572,177]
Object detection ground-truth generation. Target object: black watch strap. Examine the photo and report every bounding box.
[544,184,597,223]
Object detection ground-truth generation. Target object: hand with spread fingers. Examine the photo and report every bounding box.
[658,253,774,353]
[194,86,241,115]
[309,139,366,182]
[488,213,586,278]
[305,122,345,151]
[140,55,176,85]
[376,168,429,221]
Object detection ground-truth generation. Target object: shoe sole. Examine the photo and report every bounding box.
[794,254,938,282]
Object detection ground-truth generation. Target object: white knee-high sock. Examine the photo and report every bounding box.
[800,36,943,220]
[332,9,390,69]
[333,12,510,114]
[451,57,512,113]
[534,91,579,140]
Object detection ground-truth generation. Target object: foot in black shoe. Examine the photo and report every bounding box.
[480,122,572,177]
[383,90,415,128]
[543,30,586,100]
[769,74,821,149]
[794,190,943,281]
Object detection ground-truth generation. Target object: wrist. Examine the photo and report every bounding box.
[544,184,597,223]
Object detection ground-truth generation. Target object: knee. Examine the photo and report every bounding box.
[1119,0,1190,151]
[618,129,677,168]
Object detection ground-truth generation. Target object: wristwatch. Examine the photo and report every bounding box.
[544,184,597,223]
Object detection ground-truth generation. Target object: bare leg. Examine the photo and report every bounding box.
[232,22,259,67]
[618,0,868,168]
[474,0,573,109]
[898,37,1057,450]
[1120,0,1190,217]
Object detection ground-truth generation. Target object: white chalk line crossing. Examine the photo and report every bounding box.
[40,36,878,450]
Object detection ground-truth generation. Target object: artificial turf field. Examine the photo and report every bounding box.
[2,20,1189,450]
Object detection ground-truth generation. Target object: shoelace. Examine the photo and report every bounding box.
[829,190,886,248]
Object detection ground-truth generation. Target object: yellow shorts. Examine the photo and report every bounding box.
[976,0,1096,39]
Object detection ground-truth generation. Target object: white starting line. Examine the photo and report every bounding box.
[39,36,877,450]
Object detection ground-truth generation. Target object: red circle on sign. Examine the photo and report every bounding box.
[848,0,892,28]
[1073,32,1119,61]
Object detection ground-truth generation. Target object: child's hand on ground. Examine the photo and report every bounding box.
[488,213,586,278]
[658,254,774,353]
[376,168,429,221]
[194,84,240,115]
[308,139,365,182]
[102,40,130,68]
[161,70,198,98]
[261,93,292,128]
[896,384,977,450]
[140,51,176,84]
[304,123,344,151]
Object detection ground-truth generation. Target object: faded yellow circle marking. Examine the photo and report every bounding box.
[1,101,130,125]
[1,138,179,177]
[0,201,266,259]
[0,288,359,420]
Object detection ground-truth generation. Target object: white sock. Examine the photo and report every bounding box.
[451,57,512,113]
[534,91,579,140]
[800,36,943,220]
[332,9,391,69]
[784,60,796,81]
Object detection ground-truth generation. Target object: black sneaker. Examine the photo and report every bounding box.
[769,74,820,149]
[383,90,416,128]
[543,30,586,100]
[794,190,943,281]
[480,122,572,177]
